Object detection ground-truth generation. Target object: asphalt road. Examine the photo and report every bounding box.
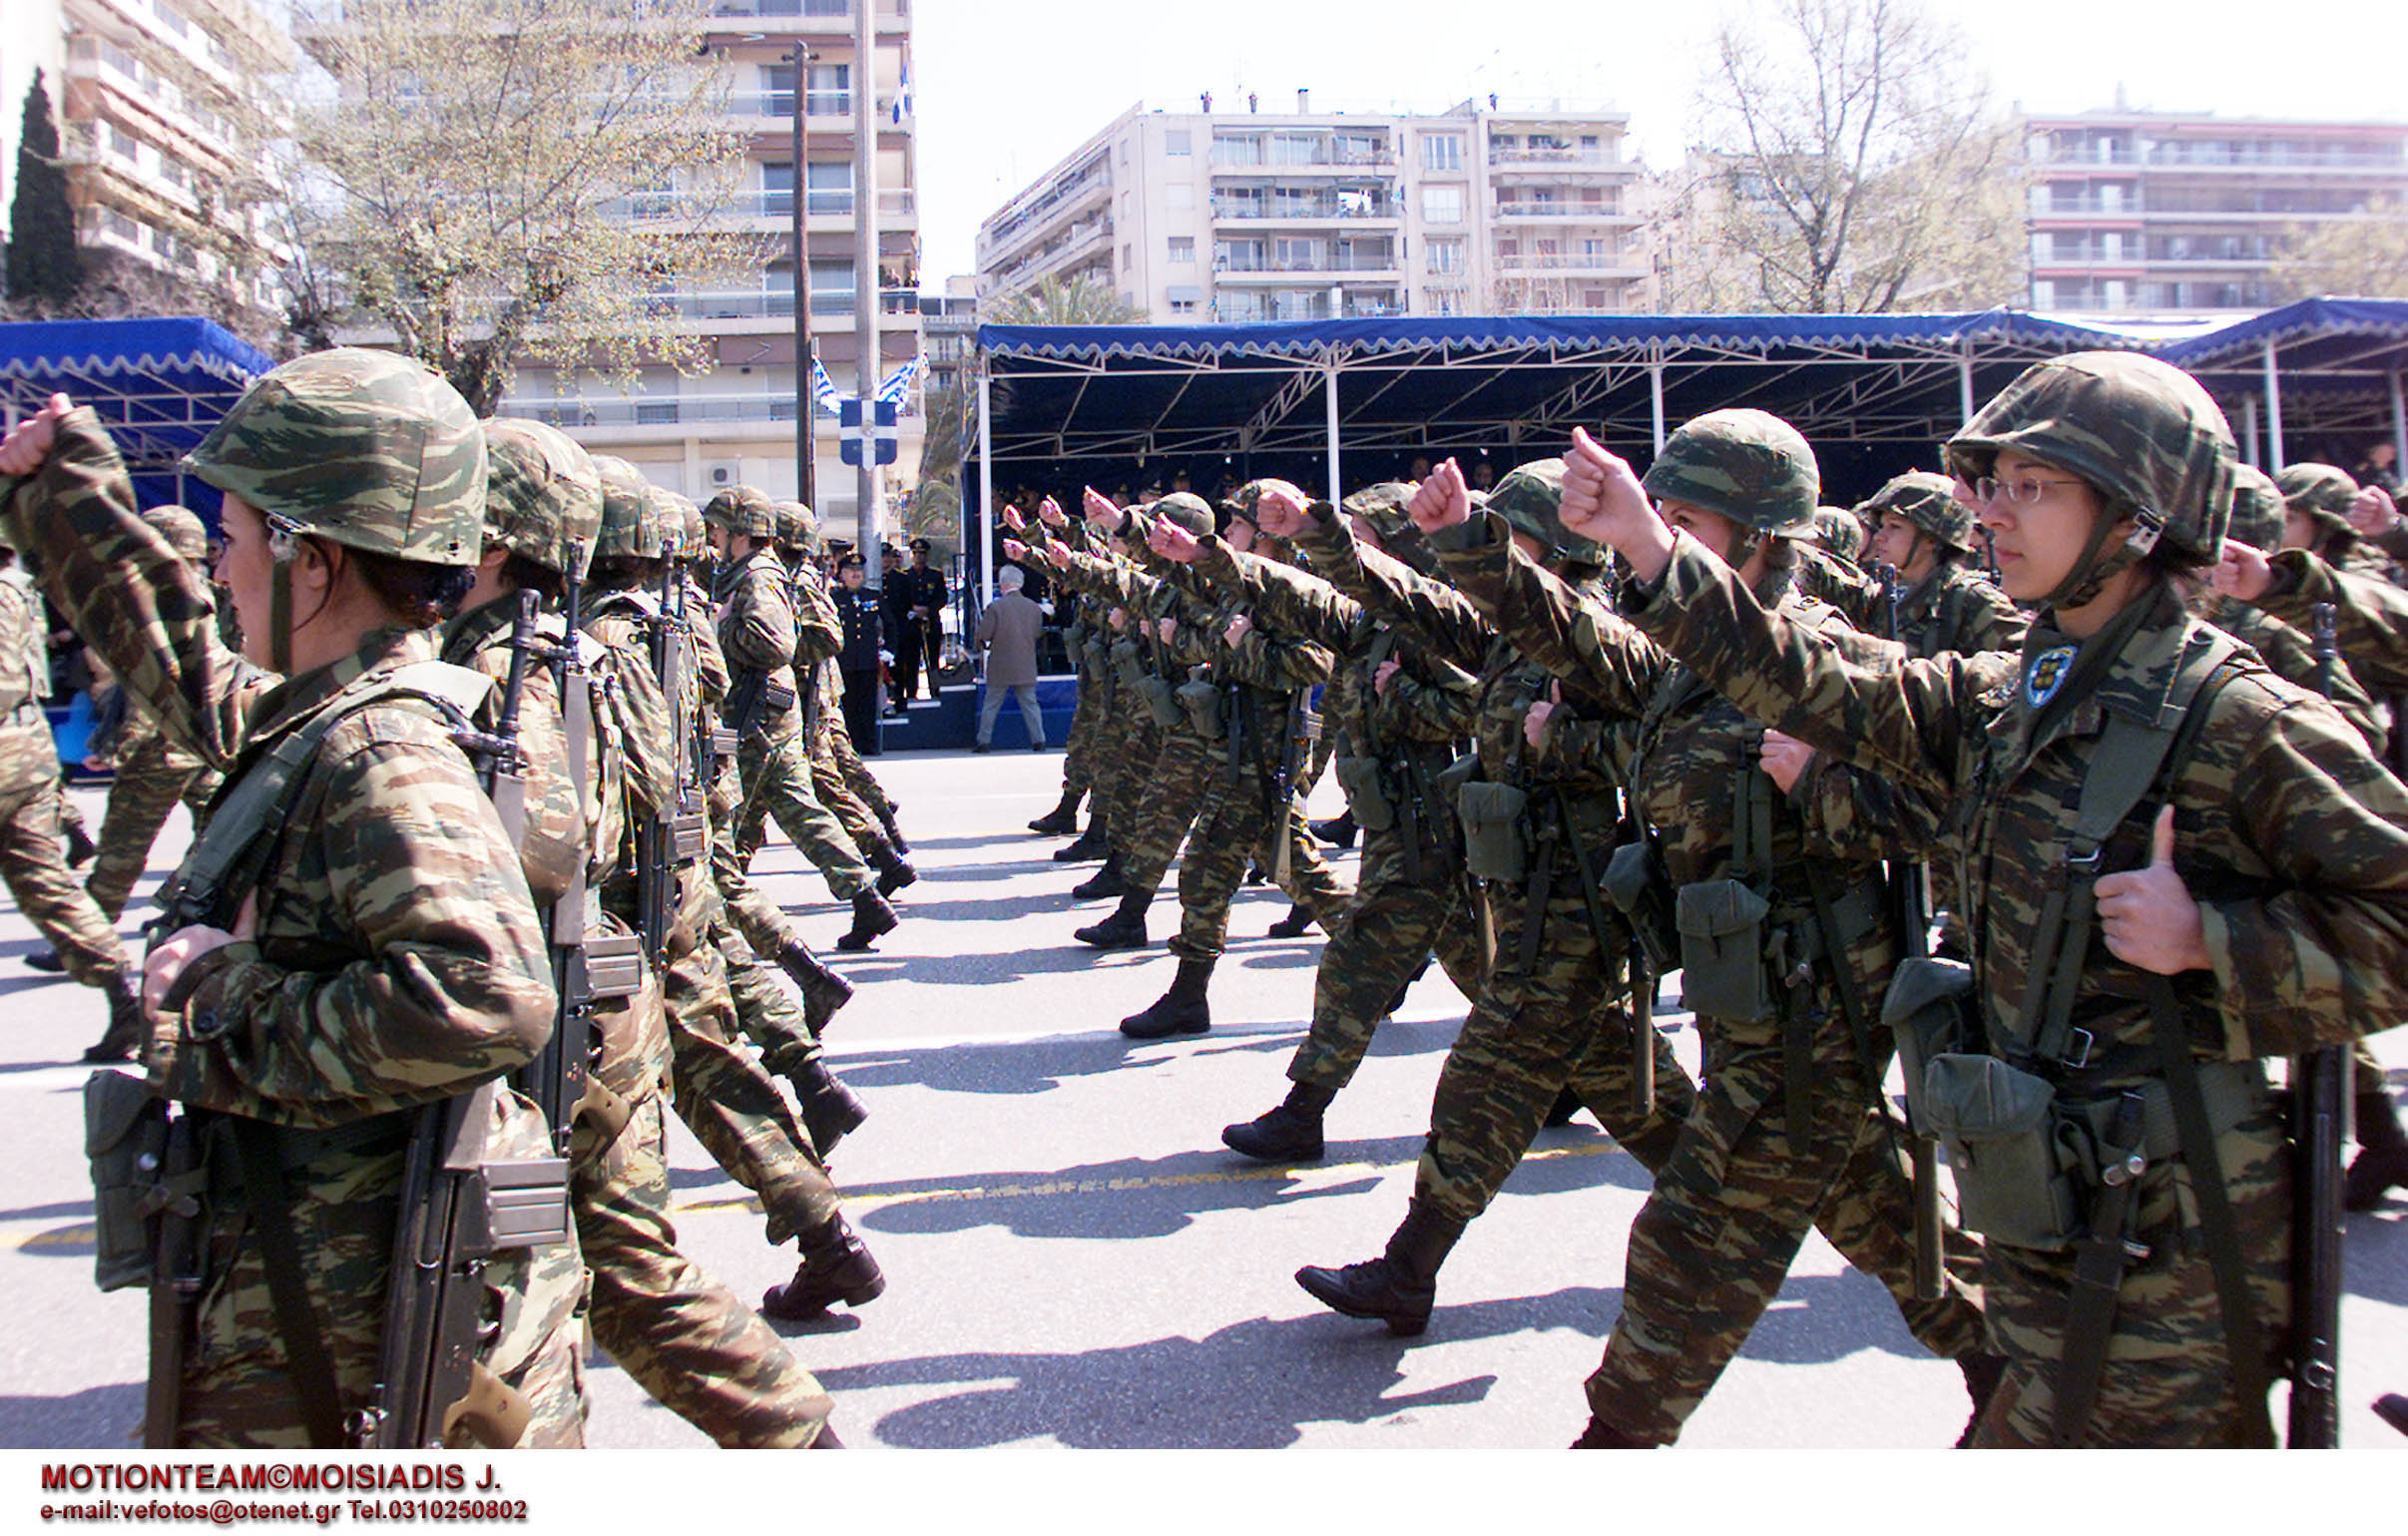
[3,749,2403,1449]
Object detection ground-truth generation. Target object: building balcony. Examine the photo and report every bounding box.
[722,89,857,123]
[980,164,1112,260]
[703,187,915,226]
[1487,146,1628,169]
[621,285,922,324]
[1214,253,1400,277]
[1209,149,1397,174]
[2031,196,2146,217]
[705,0,859,22]
[1492,201,1622,220]
[1493,252,1648,276]
[990,219,1112,288]
[1211,198,1398,223]
[2145,148,2408,172]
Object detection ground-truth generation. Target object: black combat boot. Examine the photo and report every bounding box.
[834,890,899,952]
[24,946,64,973]
[1053,817,1111,862]
[873,846,918,897]
[1074,888,1152,950]
[761,1214,886,1321]
[876,803,910,855]
[777,941,855,1034]
[2345,1088,2408,1212]
[1222,1081,1336,1163]
[1955,1351,2009,1448]
[1028,785,1083,836]
[64,820,96,869]
[1309,811,1357,849]
[1294,1201,1467,1337]
[81,975,145,1065]
[1570,1413,1652,1449]
[1071,855,1131,901]
[792,1058,869,1156]
[1265,905,1314,939]
[1121,956,1214,1039]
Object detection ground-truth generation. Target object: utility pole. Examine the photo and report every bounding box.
[786,40,816,514]
[852,0,882,563]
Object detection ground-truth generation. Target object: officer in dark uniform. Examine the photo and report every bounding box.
[831,550,885,755]
[879,544,917,706]
[899,537,948,700]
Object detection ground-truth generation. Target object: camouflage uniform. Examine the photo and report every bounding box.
[0,566,137,1010]
[1619,355,2408,1446]
[8,359,579,1448]
[1466,417,1989,1446]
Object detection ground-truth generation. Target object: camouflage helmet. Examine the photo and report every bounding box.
[2275,463,2359,536]
[141,505,211,564]
[2226,464,2286,552]
[592,455,678,563]
[184,346,486,566]
[771,499,821,554]
[1341,482,1417,544]
[1860,470,1976,554]
[673,494,706,559]
[1946,351,2233,563]
[1644,410,1818,536]
[1152,491,1216,539]
[481,418,602,580]
[703,484,778,540]
[1490,458,1605,566]
[1811,506,1864,562]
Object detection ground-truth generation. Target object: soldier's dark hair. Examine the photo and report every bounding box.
[501,551,566,603]
[348,546,477,627]
[587,554,663,592]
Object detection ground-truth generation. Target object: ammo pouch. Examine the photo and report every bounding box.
[1331,755,1397,832]
[1456,780,1529,882]
[1674,878,1772,1021]
[1603,839,1679,973]
[1136,674,1182,730]
[1110,639,1147,691]
[1082,635,1110,674]
[1921,1054,2084,1252]
[85,1069,174,1292]
[1176,678,1225,743]
[1882,957,1978,1121]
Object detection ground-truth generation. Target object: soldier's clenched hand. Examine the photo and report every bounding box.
[1038,495,1069,528]
[1561,427,1675,584]
[1042,536,1073,570]
[2093,806,2209,974]
[1223,613,1251,647]
[2210,539,2274,603]
[1001,503,1027,532]
[1001,536,1029,563]
[1250,482,1310,539]
[1408,458,1471,535]
[1756,730,1814,794]
[1083,486,1126,530]
[0,391,72,477]
[1149,519,1203,563]
[1372,658,1400,696]
[2349,484,2401,537]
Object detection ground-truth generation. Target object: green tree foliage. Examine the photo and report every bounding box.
[6,70,84,307]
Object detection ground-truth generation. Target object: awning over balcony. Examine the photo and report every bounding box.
[0,315,274,516]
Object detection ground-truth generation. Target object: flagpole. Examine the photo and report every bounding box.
[852,0,882,560]
[787,41,815,515]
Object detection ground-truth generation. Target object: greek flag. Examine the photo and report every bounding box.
[873,354,926,407]
[810,357,843,418]
[892,64,911,124]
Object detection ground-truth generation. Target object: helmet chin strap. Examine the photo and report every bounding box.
[267,523,298,674]
[2044,503,2166,613]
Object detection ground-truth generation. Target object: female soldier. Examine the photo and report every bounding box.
[0,355,573,1448]
[1553,352,2408,1446]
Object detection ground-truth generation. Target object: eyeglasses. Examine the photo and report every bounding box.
[1965,475,2086,507]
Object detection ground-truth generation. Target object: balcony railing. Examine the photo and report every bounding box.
[667,187,913,220]
[1488,147,1621,167]
[2147,147,2407,170]
[1493,201,1618,218]
[1210,145,1396,169]
[1214,251,1398,273]
[624,286,919,321]
[725,90,856,120]
[1212,197,1396,221]
[1492,252,1640,270]
[2032,196,2144,216]
[708,0,855,21]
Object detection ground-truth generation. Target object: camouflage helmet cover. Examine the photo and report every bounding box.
[1946,351,2234,560]
[185,346,486,566]
[1489,458,1606,565]
[141,505,211,564]
[703,484,778,539]
[1860,470,1976,554]
[2226,463,2285,552]
[2275,463,2359,534]
[1152,491,1216,539]
[1341,481,1417,543]
[1643,409,1819,536]
[482,418,602,580]
[673,494,706,558]
[771,499,821,553]
[1811,506,1864,562]
[592,455,679,563]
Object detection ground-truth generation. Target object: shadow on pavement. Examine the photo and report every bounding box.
[0,1382,141,1449]
[856,1148,1386,1241]
[832,1021,1457,1098]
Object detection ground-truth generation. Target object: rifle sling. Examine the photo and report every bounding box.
[2050,1092,2148,1447]
[228,1118,349,1449]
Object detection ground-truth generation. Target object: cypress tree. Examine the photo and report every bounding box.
[7,69,85,306]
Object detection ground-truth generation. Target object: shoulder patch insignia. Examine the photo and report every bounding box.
[2024,644,2077,709]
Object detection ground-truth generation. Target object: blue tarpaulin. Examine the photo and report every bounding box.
[0,315,274,519]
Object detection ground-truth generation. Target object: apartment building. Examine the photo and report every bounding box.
[921,272,977,395]
[976,95,1649,324]
[4,0,293,324]
[2024,110,2408,315]
[491,0,925,542]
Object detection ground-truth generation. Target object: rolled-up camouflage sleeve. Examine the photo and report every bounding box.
[2,408,258,768]
[1293,504,1493,670]
[1434,510,1670,719]
[153,708,557,1123]
[2255,548,2408,694]
[720,564,797,674]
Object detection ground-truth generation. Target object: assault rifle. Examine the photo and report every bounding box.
[354,1082,571,1449]
[2288,602,2347,1448]
[638,558,709,965]
[1271,685,1320,885]
[1875,560,1946,1299]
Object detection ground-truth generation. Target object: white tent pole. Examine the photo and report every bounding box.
[2240,394,2259,470]
[1957,341,1977,425]
[2390,367,2406,473]
[1649,345,1667,452]
[977,360,995,606]
[2262,337,2286,473]
[1324,361,1341,505]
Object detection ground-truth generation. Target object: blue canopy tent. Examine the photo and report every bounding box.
[2154,298,2408,473]
[966,307,2156,601]
[0,315,274,521]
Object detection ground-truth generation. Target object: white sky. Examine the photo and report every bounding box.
[910,0,2408,282]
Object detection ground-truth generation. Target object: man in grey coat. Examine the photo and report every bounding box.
[973,564,1047,752]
